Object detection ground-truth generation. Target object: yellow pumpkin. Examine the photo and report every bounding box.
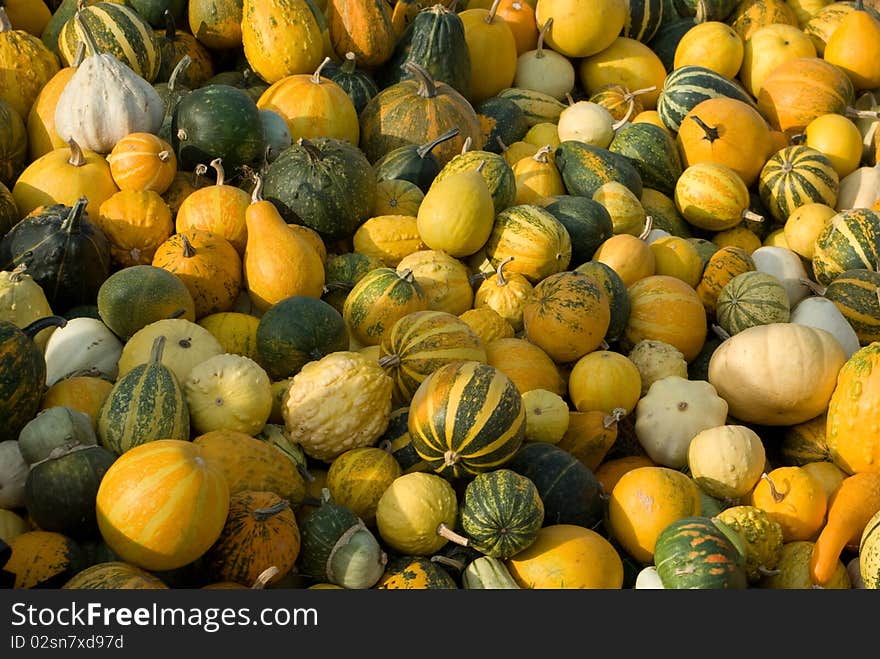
[352,214,427,267]
[375,471,457,555]
[739,23,817,99]
[513,145,565,204]
[578,36,665,109]
[592,231,656,288]
[397,249,474,316]
[473,256,534,331]
[674,21,744,80]
[823,0,880,91]
[750,466,828,542]
[648,235,704,288]
[783,202,836,259]
[484,337,566,396]
[96,190,174,268]
[568,349,642,415]
[327,446,402,526]
[458,307,515,344]
[197,311,261,360]
[241,0,324,83]
[534,0,625,58]
[26,65,76,161]
[804,113,864,179]
[459,1,518,104]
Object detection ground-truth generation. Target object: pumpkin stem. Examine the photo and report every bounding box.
[298,137,323,162]
[486,0,502,23]
[711,323,731,340]
[535,17,552,59]
[846,107,880,120]
[566,92,575,107]
[163,8,176,42]
[167,54,192,92]
[404,61,437,99]
[417,127,460,158]
[72,41,86,67]
[21,315,67,339]
[495,136,508,152]
[695,0,708,23]
[638,215,654,241]
[532,144,553,163]
[252,499,291,521]
[7,263,27,282]
[67,138,86,167]
[157,150,171,163]
[435,522,469,547]
[251,566,280,589]
[689,115,720,143]
[799,277,826,296]
[398,268,415,284]
[311,56,332,84]
[148,335,167,365]
[761,472,786,503]
[60,196,88,234]
[626,85,657,101]
[341,51,357,75]
[209,158,226,186]
[612,99,636,131]
[600,339,610,350]
[446,0,460,11]
[757,566,781,577]
[180,234,196,258]
[443,449,460,467]
[430,555,465,571]
[73,10,101,57]
[603,407,627,429]
[741,209,764,223]
[377,353,401,370]
[475,158,487,173]
[251,172,264,203]
[496,256,514,286]
[300,495,323,508]
[468,271,488,288]
[461,136,473,155]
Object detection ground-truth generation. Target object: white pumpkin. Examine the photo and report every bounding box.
[513,18,576,101]
[836,163,880,211]
[0,440,29,509]
[184,353,273,436]
[116,318,224,384]
[750,245,811,307]
[634,375,729,469]
[790,296,860,358]
[0,266,55,352]
[53,13,164,154]
[43,317,123,386]
[687,425,766,500]
[556,100,617,147]
[634,565,665,589]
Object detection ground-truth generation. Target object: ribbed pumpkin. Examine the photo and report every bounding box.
[431,146,517,215]
[522,270,611,364]
[728,0,799,40]
[95,439,229,571]
[359,61,484,167]
[322,51,379,115]
[568,349,642,415]
[812,208,880,286]
[95,190,173,268]
[483,204,572,283]
[716,270,791,335]
[342,267,428,346]
[96,335,190,455]
[106,132,177,194]
[474,257,534,331]
[175,159,250,255]
[58,2,160,82]
[756,57,855,134]
[152,230,242,319]
[378,310,487,404]
[0,7,60,119]
[203,490,300,587]
[187,0,243,50]
[758,145,839,224]
[826,342,880,474]
[154,10,215,88]
[407,360,526,479]
[822,268,880,345]
[695,245,756,318]
[256,57,359,145]
[373,178,424,216]
[623,274,708,362]
[654,516,748,589]
[62,561,169,589]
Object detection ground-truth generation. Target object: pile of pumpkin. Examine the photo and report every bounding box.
[2,0,880,590]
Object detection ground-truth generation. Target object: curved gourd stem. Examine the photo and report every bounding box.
[532,144,553,163]
[742,208,764,223]
[180,234,196,258]
[461,136,473,154]
[252,500,290,522]
[495,136,508,152]
[799,278,826,296]
[475,159,487,173]
[67,138,86,167]
[436,523,470,547]
[251,172,264,203]
[565,92,575,107]
[341,51,357,75]
[496,256,514,286]
[74,10,102,57]
[21,315,67,339]
[209,158,226,186]
[695,0,708,23]
[689,115,720,142]
[603,407,627,429]
[148,335,167,365]
[311,56,331,84]
[711,323,731,340]
[417,127,460,158]
[167,55,192,92]
[398,268,415,284]
[298,137,323,163]
[486,0,502,23]
[7,263,27,282]
[638,215,654,240]
[612,100,636,131]
[534,17,552,59]
[761,472,786,504]
[60,196,88,233]
[600,339,610,350]
[430,555,465,571]
[0,7,11,33]
[72,41,86,67]
[377,353,401,369]
[404,61,437,99]
[846,107,880,120]
[251,566,280,589]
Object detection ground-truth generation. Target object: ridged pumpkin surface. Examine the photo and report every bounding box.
[716,270,791,335]
[408,360,526,479]
[695,245,755,318]
[823,268,880,345]
[758,145,839,223]
[62,562,169,589]
[0,13,61,119]
[812,208,880,286]
[343,267,428,346]
[483,204,572,283]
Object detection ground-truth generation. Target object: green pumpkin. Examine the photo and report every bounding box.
[96,335,190,455]
[459,469,544,560]
[654,516,748,589]
[646,13,698,72]
[477,95,530,155]
[623,0,666,43]
[321,252,386,315]
[262,137,376,240]
[655,65,758,133]
[822,268,880,345]
[0,182,17,237]
[496,87,566,127]
[255,296,349,381]
[321,52,379,115]
[372,127,461,193]
[543,195,614,267]
[554,141,643,199]
[17,406,97,466]
[0,316,67,444]
[127,0,187,28]
[758,146,839,224]
[608,122,682,198]
[716,271,791,335]
[24,444,117,540]
[573,260,631,343]
[504,442,603,530]
[378,407,430,474]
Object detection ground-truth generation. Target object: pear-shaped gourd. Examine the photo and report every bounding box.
[513,18,575,101]
[417,161,495,258]
[243,174,326,313]
[54,12,164,154]
[824,0,880,91]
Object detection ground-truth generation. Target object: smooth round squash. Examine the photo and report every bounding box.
[750,466,828,542]
[568,350,642,416]
[535,0,626,58]
[578,36,665,109]
[375,471,457,555]
[484,336,567,396]
[673,21,744,80]
[687,424,767,500]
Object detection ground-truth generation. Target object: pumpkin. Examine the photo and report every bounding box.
[62,561,168,589]
[648,235,704,288]
[674,161,762,231]
[708,322,846,425]
[823,0,880,91]
[282,350,393,462]
[372,127,461,193]
[673,18,743,80]
[95,439,229,571]
[513,17,575,101]
[578,35,665,110]
[687,425,766,500]
[325,447,401,526]
[462,555,521,589]
[750,466,828,542]
[395,250,473,316]
[521,388,570,443]
[175,160,250,255]
[804,112,863,180]
[40,377,114,430]
[0,198,111,315]
[783,202,837,260]
[739,22,817,100]
[375,471,457,555]
[96,335,190,455]
[407,360,526,478]
[203,490,300,587]
[812,208,880,287]
[322,50,379,115]
[714,505,785,583]
[0,7,60,119]
[241,0,323,84]
[790,296,860,359]
[653,516,748,589]
[592,230,657,289]
[483,204,572,283]
[0,265,55,351]
[826,342,880,474]
[716,270,791,335]
[375,554,455,589]
[473,257,533,331]
[342,267,428,347]
[95,190,173,268]
[372,179,424,217]
[750,245,812,308]
[2,530,84,589]
[431,145,517,215]
[459,0,518,105]
[758,145,839,224]
[822,268,880,345]
[154,9,214,88]
[861,508,880,588]
[115,317,223,383]
[484,336,566,396]
[106,132,177,195]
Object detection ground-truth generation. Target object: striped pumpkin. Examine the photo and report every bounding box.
[653,516,747,589]
[674,161,756,231]
[379,407,431,474]
[728,0,799,41]
[496,86,566,127]
[58,2,161,82]
[622,0,665,43]
[822,268,880,345]
[373,178,424,216]
[656,65,758,133]
[95,439,230,572]
[812,208,880,286]
[574,260,631,342]
[343,267,429,347]
[407,360,526,479]
[95,335,190,456]
[695,245,756,319]
[106,132,177,194]
[378,310,488,404]
[716,271,791,335]
[63,562,169,589]
[483,204,572,283]
[758,145,839,224]
[203,490,300,587]
[780,413,831,466]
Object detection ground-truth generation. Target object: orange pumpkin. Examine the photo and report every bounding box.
[460,0,519,105]
[325,0,397,68]
[592,230,656,288]
[484,337,566,396]
[95,190,174,268]
[40,376,114,430]
[106,132,177,195]
[750,466,828,543]
[473,256,534,332]
[695,245,756,319]
[495,0,538,55]
[568,350,642,415]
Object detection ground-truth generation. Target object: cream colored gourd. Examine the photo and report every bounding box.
[184,353,273,436]
[593,181,647,235]
[634,565,665,589]
[0,440,28,509]
[790,296,860,358]
[836,163,880,210]
[43,317,123,386]
[513,18,575,101]
[626,339,688,397]
[687,425,767,500]
[749,245,811,307]
[634,375,729,469]
[53,13,164,154]
[521,388,570,443]
[116,318,224,384]
[707,322,846,426]
[0,265,54,351]
[556,100,617,147]
[417,164,495,257]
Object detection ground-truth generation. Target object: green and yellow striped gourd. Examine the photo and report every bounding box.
[812,208,880,286]
[96,335,190,455]
[758,145,839,224]
[716,270,791,335]
[822,268,880,345]
[342,267,428,347]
